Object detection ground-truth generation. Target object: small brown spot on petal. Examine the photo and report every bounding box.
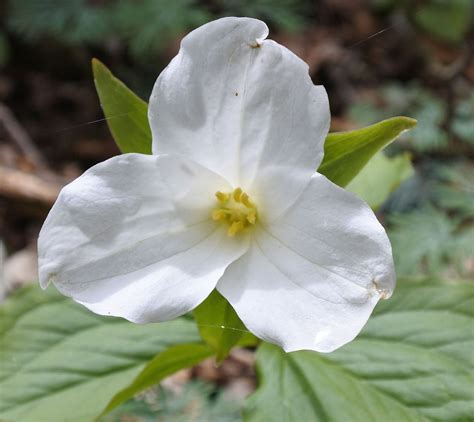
[372,278,391,299]
[249,40,262,48]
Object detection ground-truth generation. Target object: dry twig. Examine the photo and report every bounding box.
[0,102,49,172]
[0,165,62,205]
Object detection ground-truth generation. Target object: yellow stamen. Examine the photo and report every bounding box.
[212,209,227,221]
[215,191,230,204]
[241,192,252,208]
[228,221,245,237]
[246,210,256,224]
[233,187,243,202]
[212,187,258,237]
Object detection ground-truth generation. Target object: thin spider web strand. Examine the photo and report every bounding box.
[349,22,403,48]
[49,111,133,134]
[194,323,253,334]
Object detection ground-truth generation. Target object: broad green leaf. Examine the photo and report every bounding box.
[347,152,414,209]
[318,117,417,187]
[194,290,256,362]
[92,58,152,154]
[245,282,474,422]
[0,285,208,422]
[101,343,214,417]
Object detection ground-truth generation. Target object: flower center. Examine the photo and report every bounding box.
[212,187,258,237]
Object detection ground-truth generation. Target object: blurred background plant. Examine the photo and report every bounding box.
[0,0,472,419]
[102,380,242,422]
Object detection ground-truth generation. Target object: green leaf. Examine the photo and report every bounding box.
[193,290,255,362]
[318,117,417,187]
[92,58,152,154]
[245,282,474,422]
[101,343,213,416]
[346,152,414,209]
[0,285,208,422]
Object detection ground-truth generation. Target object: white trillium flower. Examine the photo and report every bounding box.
[38,17,395,353]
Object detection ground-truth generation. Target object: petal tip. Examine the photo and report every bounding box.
[372,266,396,300]
[378,288,394,300]
[183,17,269,50]
[39,271,56,290]
[237,17,269,47]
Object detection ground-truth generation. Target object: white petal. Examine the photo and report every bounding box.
[149,17,330,220]
[38,153,248,322]
[217,174,395,352]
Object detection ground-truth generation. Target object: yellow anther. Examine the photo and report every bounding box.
[215,191,230,204]
[228,210,241,223]
[212,187,258,237]
[246,210,256,224]
[228,221,245,237]
[233,187,242,202]
[212,209,227,221]
[241,193,252,208]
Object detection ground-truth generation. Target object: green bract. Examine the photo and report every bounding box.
[193,290,258,363]
[318,116,417,187]
[93,59,152,154]
[347,152,414,209]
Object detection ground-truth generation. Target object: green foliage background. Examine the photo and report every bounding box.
[6,0,312,59]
